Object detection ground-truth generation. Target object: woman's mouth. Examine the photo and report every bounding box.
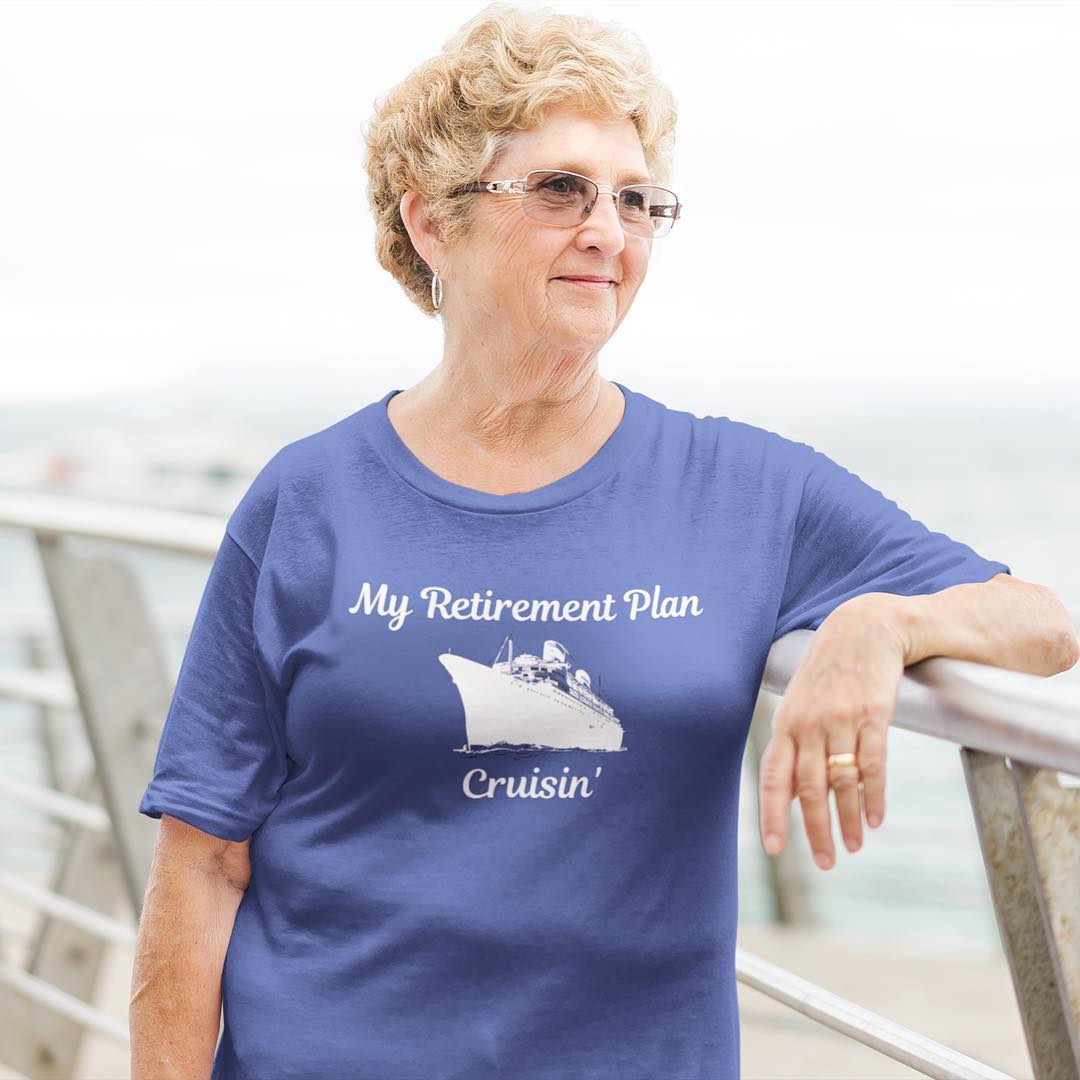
[555,277,614,290]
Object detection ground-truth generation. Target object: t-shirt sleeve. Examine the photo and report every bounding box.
[772,445,1011,643]
[138,526,290,842]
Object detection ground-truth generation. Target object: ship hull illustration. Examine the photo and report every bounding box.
[439,636,624,752]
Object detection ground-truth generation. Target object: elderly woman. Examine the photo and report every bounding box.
[129,4,1077,1079]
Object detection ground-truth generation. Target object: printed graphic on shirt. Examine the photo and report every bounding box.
[441,634,626,754]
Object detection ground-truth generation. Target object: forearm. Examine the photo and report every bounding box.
[129,849,244,1079]
[849,575,1080,677]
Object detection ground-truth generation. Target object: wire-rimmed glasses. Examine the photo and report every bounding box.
[447,169,682,238]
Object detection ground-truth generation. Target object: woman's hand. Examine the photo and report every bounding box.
[758,595,911,870]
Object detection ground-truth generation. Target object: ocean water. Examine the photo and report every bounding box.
[0,403,1076,958]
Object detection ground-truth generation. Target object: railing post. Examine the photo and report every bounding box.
[33,534,169,914]
[962,747,1080,1079]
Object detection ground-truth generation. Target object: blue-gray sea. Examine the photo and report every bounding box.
[1,392,1076,957]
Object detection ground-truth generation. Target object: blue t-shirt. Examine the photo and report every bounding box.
[138,381,1010,1080]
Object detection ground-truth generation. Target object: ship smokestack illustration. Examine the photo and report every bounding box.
[440,634,624,752]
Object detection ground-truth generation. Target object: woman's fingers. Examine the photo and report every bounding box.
[758,728,796,855]
[760,713,889,865]
[794,727,836,869]
[856,723,887,829]
[827,747,863,853]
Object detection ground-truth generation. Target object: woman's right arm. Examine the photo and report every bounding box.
[129,814,252,1080]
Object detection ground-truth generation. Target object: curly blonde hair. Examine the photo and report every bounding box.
[361,2,679,317]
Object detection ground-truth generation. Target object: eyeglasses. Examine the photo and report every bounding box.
[447,169,682,239]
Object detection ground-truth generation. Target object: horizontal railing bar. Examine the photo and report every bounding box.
[0,775,110,832]
[766,632,1080,777]
[0,490,224,557]
[0,962,129,1045]
[0,822,66,845]
[736,948,1016,1079]
[0,871,136,947]
[0,601,198,637]
[0,669,76,710]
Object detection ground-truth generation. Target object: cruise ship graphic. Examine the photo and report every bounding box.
[440,635,625,752]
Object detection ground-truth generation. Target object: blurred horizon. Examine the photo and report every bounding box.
[1,0,1078,412]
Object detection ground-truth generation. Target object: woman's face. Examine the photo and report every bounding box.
[442,104,654,353]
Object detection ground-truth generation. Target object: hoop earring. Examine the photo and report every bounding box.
[431,267,443,311]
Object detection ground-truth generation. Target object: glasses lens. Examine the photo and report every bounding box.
[522,171,679,237]
[522,171,595,225]
[620,185,679,238]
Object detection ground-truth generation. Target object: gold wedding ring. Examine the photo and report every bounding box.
[827,752,859,769]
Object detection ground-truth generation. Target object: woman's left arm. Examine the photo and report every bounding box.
[759,573,1079,870]
[895,571,1079,676]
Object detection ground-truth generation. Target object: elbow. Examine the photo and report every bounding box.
[1055,623,1080,674]
[1044,586,1080,673]
[1027,584,1080,675]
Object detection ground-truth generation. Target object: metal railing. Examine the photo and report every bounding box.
[0,489,1077,1080]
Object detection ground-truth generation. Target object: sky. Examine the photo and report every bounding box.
[1,0,1078,416]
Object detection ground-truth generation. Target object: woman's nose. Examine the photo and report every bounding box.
[580,193,627,250]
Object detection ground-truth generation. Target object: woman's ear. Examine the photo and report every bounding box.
[400,190,446,273]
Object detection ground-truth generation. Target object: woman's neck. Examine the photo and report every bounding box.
[384,365,624,496]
